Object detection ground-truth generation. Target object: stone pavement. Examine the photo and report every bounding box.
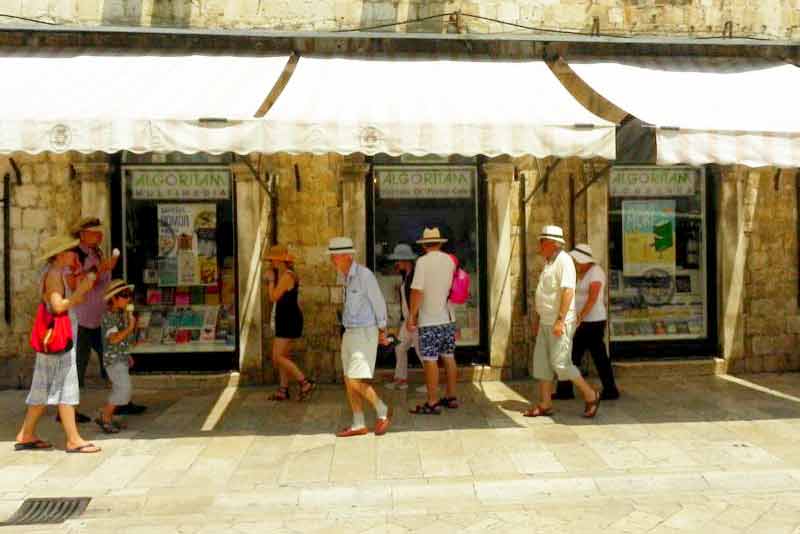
[1,372,800,533]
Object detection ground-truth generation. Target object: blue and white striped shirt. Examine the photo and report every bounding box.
[342,262,387,329]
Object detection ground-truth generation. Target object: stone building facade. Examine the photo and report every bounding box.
[0,1,798,386]
[3,1,799,39]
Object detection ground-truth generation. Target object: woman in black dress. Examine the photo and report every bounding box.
[265,245,315,401]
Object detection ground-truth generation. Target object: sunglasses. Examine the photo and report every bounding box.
[116,290,132,299]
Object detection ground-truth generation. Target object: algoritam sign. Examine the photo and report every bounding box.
[129,167,231,200]
[375,166,475,199]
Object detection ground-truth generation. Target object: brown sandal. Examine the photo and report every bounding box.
[522,405,554,417]
[583,391,600,418]
[298,379,316,401]
[269,387,290,401]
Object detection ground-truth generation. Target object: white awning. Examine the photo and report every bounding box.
[0,52,615,158]
[567,57,800,168]
[0,52,290,154]
[260,57,615,158]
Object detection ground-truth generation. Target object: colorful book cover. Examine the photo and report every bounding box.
[146,289,162,305]
[191,286,206,305]
[161,287,175,305]
[175,290,191,306]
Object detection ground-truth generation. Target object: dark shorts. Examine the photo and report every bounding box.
[418,323,457,361]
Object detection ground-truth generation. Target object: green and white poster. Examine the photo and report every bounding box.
[622,200,676,277]
[157,204,217,287]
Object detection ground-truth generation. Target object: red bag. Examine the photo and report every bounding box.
[29,302,73,354]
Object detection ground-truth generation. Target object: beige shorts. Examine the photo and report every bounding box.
[341,326,379,379]
[532,321,581,382]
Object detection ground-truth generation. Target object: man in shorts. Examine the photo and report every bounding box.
[524,225,600,419]
[407,227,459,415]
[328,237,392,437]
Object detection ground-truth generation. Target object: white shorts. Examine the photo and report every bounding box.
[341,326,378,379]
[105,361,132,407]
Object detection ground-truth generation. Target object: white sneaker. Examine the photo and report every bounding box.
[385,380,408,390]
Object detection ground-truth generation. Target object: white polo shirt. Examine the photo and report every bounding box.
[535,249,577,325]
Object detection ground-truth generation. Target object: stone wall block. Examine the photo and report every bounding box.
[22,208,49,230]
[13,185,39,208]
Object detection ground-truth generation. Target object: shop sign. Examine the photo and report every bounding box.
[622,199,676,278]
[157,204,218,287]
[376,166,474,199]
[610,167,696,197]
[130,168,230,200]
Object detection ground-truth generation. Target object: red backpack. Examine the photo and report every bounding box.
[448,254,471,305]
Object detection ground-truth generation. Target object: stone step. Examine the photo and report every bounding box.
[612,357,724,378]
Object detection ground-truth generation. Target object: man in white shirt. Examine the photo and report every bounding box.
[524,225,600,419]
[407,228,458,415]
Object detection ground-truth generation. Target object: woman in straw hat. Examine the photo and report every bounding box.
[265,245,315,401]
[554,244,620,401]
[14,235,100,453]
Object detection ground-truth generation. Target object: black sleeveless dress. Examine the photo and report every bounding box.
[274,275,303,339]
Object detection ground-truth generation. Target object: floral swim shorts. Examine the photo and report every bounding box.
[418,323,457,361]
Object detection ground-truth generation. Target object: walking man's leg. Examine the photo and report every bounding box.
[89,328,108,381]
[75,326,91,389]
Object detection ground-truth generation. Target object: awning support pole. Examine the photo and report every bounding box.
[523,158,562,205]
[574,162,612,199]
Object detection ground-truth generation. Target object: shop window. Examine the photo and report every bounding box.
[120,159,237,370]
[608,166,708,343]
[369,156,485,364]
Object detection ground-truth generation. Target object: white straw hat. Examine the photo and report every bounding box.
[538,225,566,245]
[416,227,448,244]
[569,244,595,264]
[327,236,356,255]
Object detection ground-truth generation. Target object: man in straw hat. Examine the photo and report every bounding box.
[69,216,146,419]
[328,237,392,437]
[14,235,100,453]
[407,228,459,415]
[524,225,600,419]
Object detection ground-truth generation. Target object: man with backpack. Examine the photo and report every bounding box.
[408,227,460,415]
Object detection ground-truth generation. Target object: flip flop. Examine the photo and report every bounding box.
[66,443,101,454]
[522,405,554,417]
[14,440,53,451]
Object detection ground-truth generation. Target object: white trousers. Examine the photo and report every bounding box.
[393,321,421,380]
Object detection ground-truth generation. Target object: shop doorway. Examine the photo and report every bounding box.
[367,155,488,367]
[115,153,239,373]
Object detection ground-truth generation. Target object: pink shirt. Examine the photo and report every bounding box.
[74,244,111,329]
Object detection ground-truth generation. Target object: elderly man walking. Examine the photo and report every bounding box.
[328,237,393,437]
[524,225,600,419]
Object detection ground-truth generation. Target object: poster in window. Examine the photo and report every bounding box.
[622,200,676,277]
[157,204,217,287]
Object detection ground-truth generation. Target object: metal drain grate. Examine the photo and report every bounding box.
[1,497,91,526]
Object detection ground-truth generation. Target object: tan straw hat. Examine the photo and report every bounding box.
[264,244,296,263]
[104,279,134,301]
[37,235,80,263]
[416,227,448,244]
[70,216,103,237]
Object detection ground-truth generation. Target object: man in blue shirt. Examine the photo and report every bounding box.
[328,237,392,437]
